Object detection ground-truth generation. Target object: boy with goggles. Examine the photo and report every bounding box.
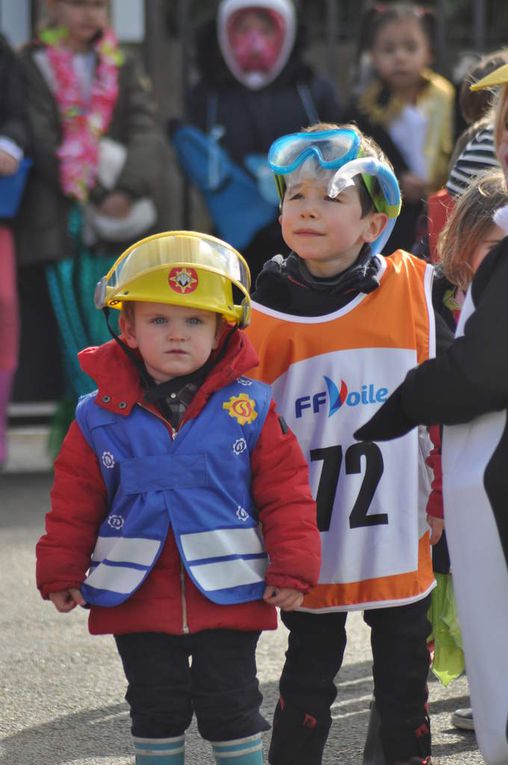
[36,231,321,765]
[247,124,453,765]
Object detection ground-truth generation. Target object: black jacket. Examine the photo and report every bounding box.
[186,19,343,166]
[0,33,29,152]
[253,249,453,356]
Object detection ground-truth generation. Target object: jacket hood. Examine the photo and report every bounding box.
[217,0,296,90]
[77,329,259,415]
[192,16,314,90]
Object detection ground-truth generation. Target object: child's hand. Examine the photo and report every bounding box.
[0,149,19,176]
[49,588,86,613]
[400,172,427,204]
[263,586,304,611]
[97,191,132,218]
[427,515,444,546]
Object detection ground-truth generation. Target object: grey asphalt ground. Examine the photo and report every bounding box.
[0,471,484,765]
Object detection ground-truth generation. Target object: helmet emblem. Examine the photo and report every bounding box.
[168,267,198,294]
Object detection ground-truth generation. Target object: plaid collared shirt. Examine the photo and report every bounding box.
[163,381,199,430]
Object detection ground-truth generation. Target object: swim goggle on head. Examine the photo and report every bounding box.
[268,128,402,256]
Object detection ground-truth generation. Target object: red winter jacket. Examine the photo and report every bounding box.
[36,331,320,636]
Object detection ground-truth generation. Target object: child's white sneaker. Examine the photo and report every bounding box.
[451,708,474,731]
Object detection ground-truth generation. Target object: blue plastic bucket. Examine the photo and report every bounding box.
[0,158,32,218]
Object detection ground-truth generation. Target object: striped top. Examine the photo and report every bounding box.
[446,125,498,197]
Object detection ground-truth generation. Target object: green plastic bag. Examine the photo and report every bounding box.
[428,572,465,686]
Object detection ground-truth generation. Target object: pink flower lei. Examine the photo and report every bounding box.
[41,26,123,202]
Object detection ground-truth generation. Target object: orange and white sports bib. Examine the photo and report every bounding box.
[248,251,436,610]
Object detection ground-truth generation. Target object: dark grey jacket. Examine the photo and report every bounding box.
[0,33,29,152]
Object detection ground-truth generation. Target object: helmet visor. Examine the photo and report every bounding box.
[268,128,361,174]
[95,231,250,309]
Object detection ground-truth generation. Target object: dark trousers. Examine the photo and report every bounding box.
[274,597,431,764]
[115,629,270,742]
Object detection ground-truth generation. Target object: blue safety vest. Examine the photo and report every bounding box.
[75,377,271,607]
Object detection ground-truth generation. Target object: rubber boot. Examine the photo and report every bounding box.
[134,734,185,764]
[268,699,331,765]
[363,700,386,765]
[212,733,264,764]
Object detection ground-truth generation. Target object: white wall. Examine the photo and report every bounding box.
[0,0,31,47]
[0,0,146,46]
[112,0,145,43]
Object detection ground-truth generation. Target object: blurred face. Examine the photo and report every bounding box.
[370,18,431,95]
[495,88,508,181]
[49,0,109,51]
[228,9,283,73]
[280,178,386,277]
[120,302,223,383]
[470,223,505,273]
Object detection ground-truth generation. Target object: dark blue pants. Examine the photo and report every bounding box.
[115,629,270,742]
[273,597,432,764]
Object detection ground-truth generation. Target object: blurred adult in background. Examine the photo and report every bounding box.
[14,0,172,453]
[0,33,29,469]
[174,0,343,283]
[349,3,455,253]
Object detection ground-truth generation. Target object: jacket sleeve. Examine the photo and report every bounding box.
[355,242,508,442]
[401,242,508,424]
[36,421,108,598]
[19,48,62,191]
[110,57,167,200]
[251,401,321,593]
[0,36,29,151]
[309,76,343,123]
[425,424,443,519]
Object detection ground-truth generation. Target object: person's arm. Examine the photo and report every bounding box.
[0,36,29,154]
[425,424,444,545]
[107,57,164,201]
[355,241,508,441]
[19,49,62,191]
[251,401,320,599]
[36,421,108,599]
[308,76,343,123]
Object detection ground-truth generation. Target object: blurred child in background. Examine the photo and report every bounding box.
[15,0,171,452]
[350,3,454,252]
[178,0,342,283]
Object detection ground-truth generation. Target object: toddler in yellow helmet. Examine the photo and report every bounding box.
[36,230,320,765]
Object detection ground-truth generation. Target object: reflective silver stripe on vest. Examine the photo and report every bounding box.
[180,527,264,561]
[84,563,147,594]
[92,536,161,566]
[190,556,267,591]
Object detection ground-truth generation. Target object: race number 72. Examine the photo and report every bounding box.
[310,443,386,531]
